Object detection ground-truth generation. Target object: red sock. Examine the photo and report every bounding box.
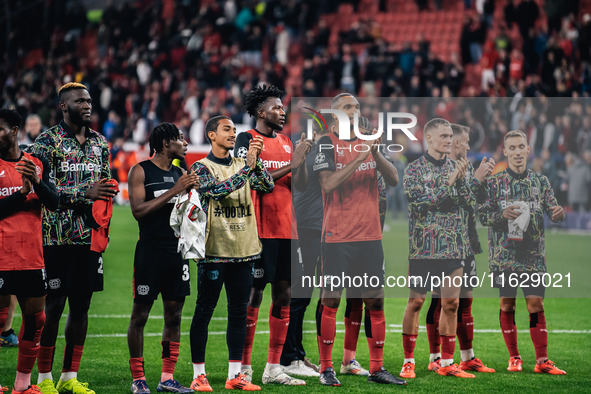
[62,345,84,373]
[365,309,385,374]
[130,357,145,380]
[457,298,474,350]
[402,334,417,359]
[500,310,519,358]
[440,335,456,361]
[426,297,441,354]
[317,304,337,372]
[0,306,7,332]
[242,306,259,365]
[17,340,39,374]
[343,299,363,362]
[268,304,290,365]
[37,346,56,374]
[0,306,8,354]
[17,311,45,374]
[162,341,180,374]
[529,312,548,361]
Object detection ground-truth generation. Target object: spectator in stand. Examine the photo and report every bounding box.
[503,0,516,29]
[338,47,360,94]
[467,15,487,64]
[580,117,591,152]
[516,0,540,40]
[579,14,591,64]
[481,41,499,91]
[20,114,45,146]
[445,53,465,96]
[477,0,496,28]
[566,152,591,212]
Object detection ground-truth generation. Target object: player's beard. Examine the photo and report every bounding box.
[264,118,283,131]
[67,105,92,128]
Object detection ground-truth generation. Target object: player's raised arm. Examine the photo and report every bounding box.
[315,135,371,194]
[128,164,197,220]
[15,155,59,211]
[292,133,313,191]
[248,136,274,193]
[403,165,455,214]
[477,178,507,228]
[373,149,398,186]
[191,161,251,201]
[539,175,564,222]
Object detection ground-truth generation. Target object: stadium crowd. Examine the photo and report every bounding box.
[1,0,591,213]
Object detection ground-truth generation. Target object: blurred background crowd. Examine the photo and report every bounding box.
[1,0,591,215]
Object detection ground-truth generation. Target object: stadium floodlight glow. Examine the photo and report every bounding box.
[304,108,418,142]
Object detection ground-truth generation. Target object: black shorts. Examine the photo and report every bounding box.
[0,269,47,297]
[133,239,190,302]
[320,241,385,293]
[253,238,292,288]
[291,229,322,297]
[44,245,103,296]
[492,270,546,298]
[408,259,465,293]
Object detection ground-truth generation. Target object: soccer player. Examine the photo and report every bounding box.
[127,123,198,394]
[337,116,386,378]
[424,124,496,373]
[188,115,273,392]
[234,84,311,385]
[314,93,405,386]
[280,120,333,378]
[478,130,566,375]
[0,109,58,393]
[400,118,474,379]
[32,83,119,394]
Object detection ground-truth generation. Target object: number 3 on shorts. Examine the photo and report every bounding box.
[182,264,190,281]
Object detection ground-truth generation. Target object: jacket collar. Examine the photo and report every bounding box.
[207,151,233,165]
[424,152,447,167]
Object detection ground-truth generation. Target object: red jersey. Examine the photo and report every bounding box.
[235,129,293,239]
[313,132,381,243]
[0,152,44,271]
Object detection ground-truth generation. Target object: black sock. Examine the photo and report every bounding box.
[1,328,14,337]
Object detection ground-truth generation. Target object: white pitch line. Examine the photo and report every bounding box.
[82,316,591,333]
[67,327,591,339]
[19,315,584,337]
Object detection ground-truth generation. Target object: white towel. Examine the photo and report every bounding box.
[170,190,207,259]
[507,201,530,241]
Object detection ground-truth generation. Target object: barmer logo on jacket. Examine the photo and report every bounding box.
[60,161,101,172]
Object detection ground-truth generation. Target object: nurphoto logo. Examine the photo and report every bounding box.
[303,107,418,142]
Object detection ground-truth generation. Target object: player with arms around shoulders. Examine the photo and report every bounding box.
[478,130,566,375]
[126,123,198,394]
[188,116,273,392]
[0,109,59,393]
[32,83,118,394]
[234,84,311,386]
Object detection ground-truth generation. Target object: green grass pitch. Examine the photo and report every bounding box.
[1,205,590,392]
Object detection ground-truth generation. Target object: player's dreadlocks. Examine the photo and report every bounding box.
[149,122,180,155]
[0,109,23,129]
[244,84,284,118]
